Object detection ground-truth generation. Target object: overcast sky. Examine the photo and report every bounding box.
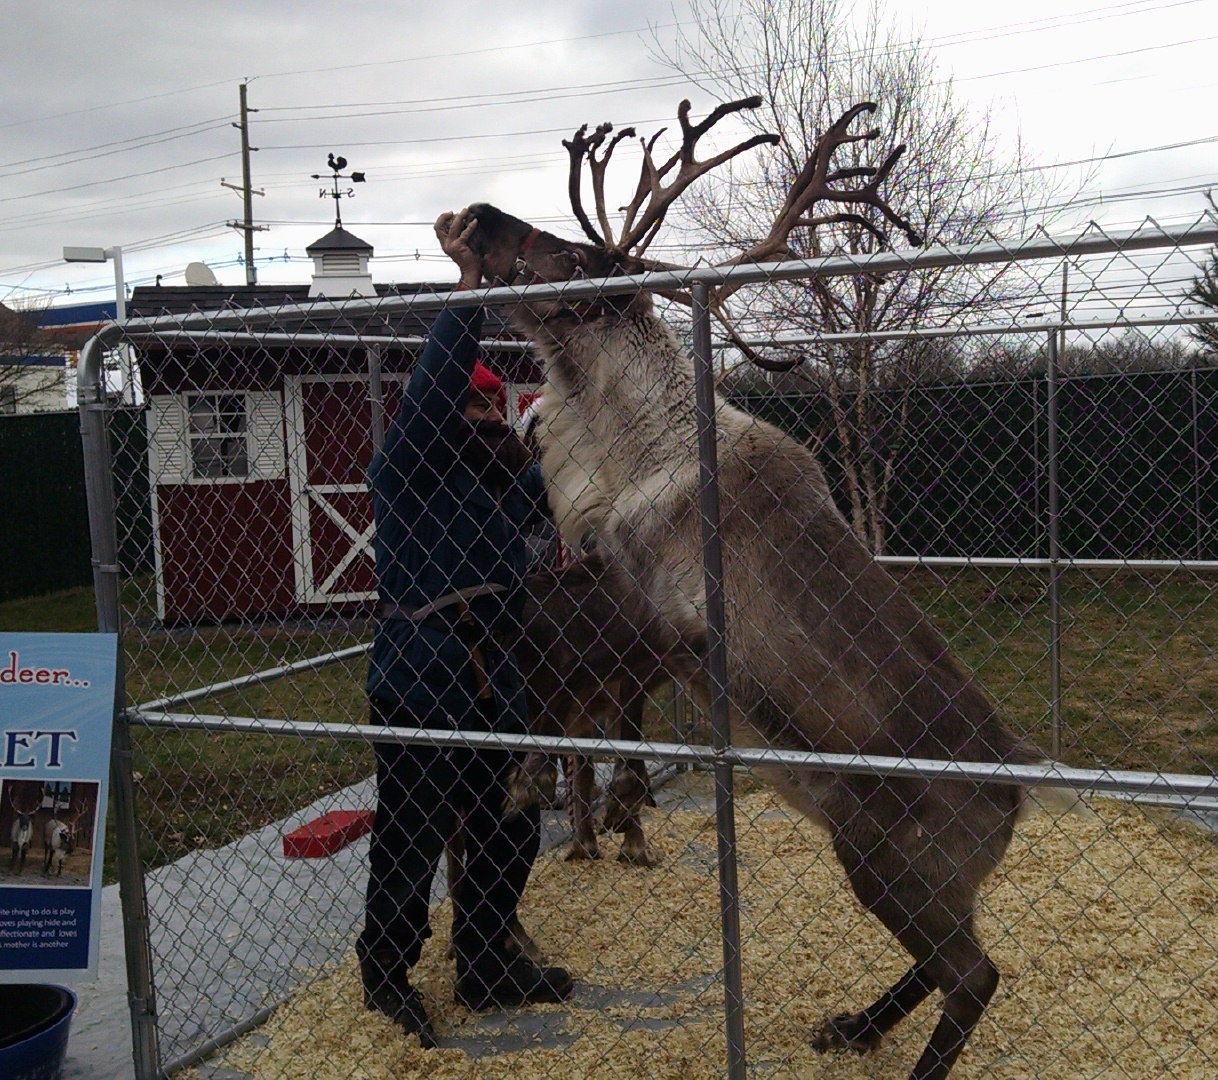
[1,0,1215,311]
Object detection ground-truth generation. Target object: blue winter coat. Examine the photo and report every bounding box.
[365,305,549,732]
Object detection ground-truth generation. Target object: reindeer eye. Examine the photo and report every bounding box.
[562,250,588,279]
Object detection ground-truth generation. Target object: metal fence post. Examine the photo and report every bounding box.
[691,283,747,1080]
[367,343,385,453]
[1046,329,1063,758]
[1192,366,1203,561]
[78,329,161,1080]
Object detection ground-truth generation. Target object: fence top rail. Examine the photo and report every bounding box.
[110,312,1218,353]
[105,217,1218,338]
[129,709,1218,800]
[116,329,532,351]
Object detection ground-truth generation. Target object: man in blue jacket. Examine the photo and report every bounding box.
[358,209,573,1046]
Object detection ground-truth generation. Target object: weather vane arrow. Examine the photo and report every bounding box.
[311,152,366,228]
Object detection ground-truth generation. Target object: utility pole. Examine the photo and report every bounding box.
[225,81,267,285]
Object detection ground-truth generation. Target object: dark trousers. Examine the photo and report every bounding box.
[359,698,541,974]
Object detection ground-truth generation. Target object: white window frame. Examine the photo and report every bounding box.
[188,391,250,479]
[147,391,285,486]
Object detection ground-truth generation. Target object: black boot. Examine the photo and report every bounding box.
[358,942,437,1048]
[455,955,574,1010]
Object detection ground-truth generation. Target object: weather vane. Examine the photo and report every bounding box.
[312,152,365,228]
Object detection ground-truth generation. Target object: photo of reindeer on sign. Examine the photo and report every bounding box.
[0,779,98,889]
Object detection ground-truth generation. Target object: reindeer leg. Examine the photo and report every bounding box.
[811,960,936,1053]
[601,679,657,866]
[607,759,658,867]
[444,815,466,962]
[504,752,555,817]
[603,682,649,834]
[535,756,561,809]
[816,785,1012,1080]
[565,755,600,860]
[502,915,546,966]
[815,909,997,1080]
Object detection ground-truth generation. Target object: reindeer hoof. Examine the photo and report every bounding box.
[810,1012,883,1054]
[565,844,600,862]
[617,846,659,868]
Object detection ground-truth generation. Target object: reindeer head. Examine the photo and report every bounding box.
[467,203,633,287]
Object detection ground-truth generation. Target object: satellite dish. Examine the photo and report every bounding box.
[184,261,219,286]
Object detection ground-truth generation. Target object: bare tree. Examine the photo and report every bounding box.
[0,300,66,414]
[654,0,1071,553]
[1186,192,1218,354]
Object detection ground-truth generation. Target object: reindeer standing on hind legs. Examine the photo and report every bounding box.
[457,96,1077,1080]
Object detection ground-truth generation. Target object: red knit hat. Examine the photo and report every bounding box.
[469,359,506,412]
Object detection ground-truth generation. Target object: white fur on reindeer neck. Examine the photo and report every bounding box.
[534,293,754,555]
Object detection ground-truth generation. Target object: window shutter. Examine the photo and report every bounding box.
[246,391,285,480]
[147,395,189,484]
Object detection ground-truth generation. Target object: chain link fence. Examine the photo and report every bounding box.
[79,218,1218,1078]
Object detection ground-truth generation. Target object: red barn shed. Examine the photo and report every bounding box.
[129,227,537,624]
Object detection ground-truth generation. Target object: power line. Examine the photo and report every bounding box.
[951,34,1218,84]
[0,153,235,206]
[256,74,698,121]
[0,117,234,176]
[919,0,1206,50]
[6,0,1198,133]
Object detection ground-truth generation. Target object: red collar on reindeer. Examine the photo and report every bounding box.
[502,226,543,286]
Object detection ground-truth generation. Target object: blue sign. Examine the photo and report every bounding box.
[0,633,117,982]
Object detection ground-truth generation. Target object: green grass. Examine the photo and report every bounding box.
[3,566,1215,885]
[900,565,1218,775]
[0,584,101,633]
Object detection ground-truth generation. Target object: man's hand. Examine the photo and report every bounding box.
[435,208,483,289]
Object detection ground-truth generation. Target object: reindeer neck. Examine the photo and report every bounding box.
[539,300,701,451]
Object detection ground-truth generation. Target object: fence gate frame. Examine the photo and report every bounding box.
[78,220,1218,1079]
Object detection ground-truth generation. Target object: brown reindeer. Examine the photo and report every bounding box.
[445,553,701,964]
[508,402,689,865]
[509,552,702,865]
[458,98,1070,1080]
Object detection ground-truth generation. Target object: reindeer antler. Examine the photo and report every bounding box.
[563,97,919,265]
[706,102,922,369]
[562,97,921,372]
[564,122,638,247]
[565,97,780,257]
[723,102,921,272]
[7,780,42,815]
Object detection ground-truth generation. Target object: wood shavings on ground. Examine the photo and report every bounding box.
[213,774,1218,1079]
